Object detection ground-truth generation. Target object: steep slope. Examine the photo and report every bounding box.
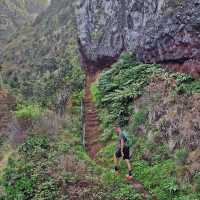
[0,0,49,49]
[0,0,83,110]
[77,0,200,76]
[93,53,200,199]
[84,72,158,199]
[1,0,77,68]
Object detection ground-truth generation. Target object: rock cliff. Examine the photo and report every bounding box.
[76,0,200,76]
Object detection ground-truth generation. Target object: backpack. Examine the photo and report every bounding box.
[122,130,133,148]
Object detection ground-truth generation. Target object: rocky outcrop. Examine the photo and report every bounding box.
[139,0,200,77]
[134,76,200,152]
[76,0,200,76]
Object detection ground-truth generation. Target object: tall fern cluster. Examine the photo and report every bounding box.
[95,53,162,126]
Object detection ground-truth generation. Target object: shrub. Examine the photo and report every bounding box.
[175,148,188,165]
[131,108,148,130]
[19,135,50,159]
[97,52,161,126]
[102,171,141,200]
[15,103,42,120]
[195,172,200,192]
[172,73,200,94]
[1,135,64,200]
[91,83,101,104]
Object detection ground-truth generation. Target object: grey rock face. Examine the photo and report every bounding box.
[76,0,165,70]
[76,0,200,76]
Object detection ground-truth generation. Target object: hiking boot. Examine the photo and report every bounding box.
[126,175,133,180]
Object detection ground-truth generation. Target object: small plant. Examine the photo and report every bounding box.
[195,172,200,192]
[19,135,50,158]
[90,83,101,104]
[129,108,148,132]
[175,148,188,165]
[172,72,200,94]
[15,103,43,120]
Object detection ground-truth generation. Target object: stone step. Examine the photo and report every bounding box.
[85,121,99,126]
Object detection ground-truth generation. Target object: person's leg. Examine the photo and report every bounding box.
[123,147,132,177]
[114,149,121,173]
[113,153,119,170]
[125,159,132,176]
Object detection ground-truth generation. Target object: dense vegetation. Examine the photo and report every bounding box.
[1,51,200,199]
[0,51,142,199]
[91,53,200,200]
[0,0,198,199]
[0,92,142,200]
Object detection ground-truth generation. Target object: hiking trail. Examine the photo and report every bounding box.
[84,73,102,159]
[83,72,157,200]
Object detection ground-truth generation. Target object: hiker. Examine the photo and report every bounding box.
[113,126,133,180]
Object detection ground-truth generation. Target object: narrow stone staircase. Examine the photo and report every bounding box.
[84,74,101,159]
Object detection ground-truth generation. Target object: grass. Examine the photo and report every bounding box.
[15,103,43,120]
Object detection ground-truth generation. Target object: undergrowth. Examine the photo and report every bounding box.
[91,52,200,200]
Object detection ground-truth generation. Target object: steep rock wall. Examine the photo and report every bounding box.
[76,0,200,76]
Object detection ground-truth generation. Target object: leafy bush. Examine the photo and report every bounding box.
[134,158,178,200]
[174,194,200,200]
[0,135,65,200]
[194,172,200,192]
[19,135,50,158]
[130,108,149,130]
[102,171,142,200]
[172,73,200,94]
[97,52,161,126]
[91,83,101,103]
[0,136,5,147]
[15,103,42,120]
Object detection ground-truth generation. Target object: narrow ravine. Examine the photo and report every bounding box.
[83,73,158,200]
